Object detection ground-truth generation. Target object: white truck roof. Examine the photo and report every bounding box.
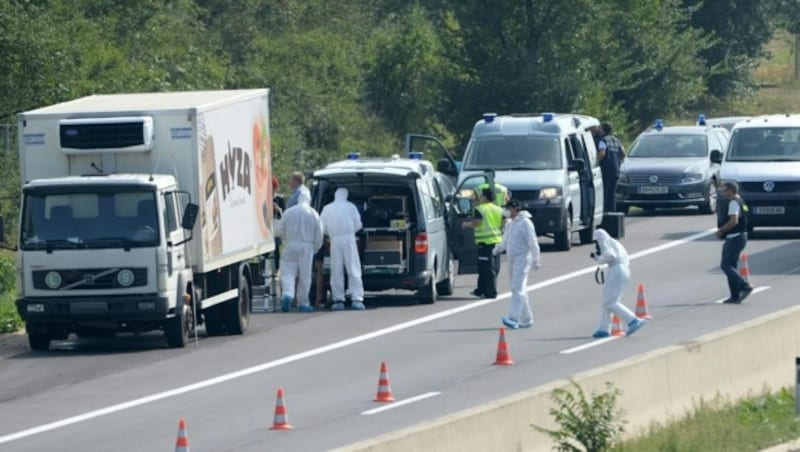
[23,174,175,189]
[732,114,800,130]
[21,89,268,117]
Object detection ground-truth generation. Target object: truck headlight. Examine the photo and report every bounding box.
[681,172,704,184]
[538,187,562,199]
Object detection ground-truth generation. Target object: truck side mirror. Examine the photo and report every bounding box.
[181,203,199,230]
[710,150,723,164]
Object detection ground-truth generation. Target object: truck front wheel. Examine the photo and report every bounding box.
[27,323,51,351]
[165,302,194,348]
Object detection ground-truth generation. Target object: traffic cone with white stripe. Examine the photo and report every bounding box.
[493,327,514,365]
[739,253,751,286]
[175,418,190,452]
[610,315,626,337]
[634,284,653,320]
[269,388,293,430]
[374,361,395,402]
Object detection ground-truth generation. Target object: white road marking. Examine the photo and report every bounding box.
[0,228,715,445]
[714,286,771,304]
[361,392,441,415]
[560,336,621,354]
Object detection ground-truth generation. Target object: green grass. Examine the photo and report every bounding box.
[0,294,20,334]
[614,388,800,452]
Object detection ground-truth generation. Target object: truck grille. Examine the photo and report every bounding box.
[32,268,148,290]
[511,190,539,201]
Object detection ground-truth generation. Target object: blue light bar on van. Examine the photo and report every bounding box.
[483,113,497,123]
[543,113,555,122]
[654,119,664,131]
[347,152,360,160]
[408,151,423,160]
[697,114,706,126]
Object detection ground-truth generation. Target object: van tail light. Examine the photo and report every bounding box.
[414,233,429,254]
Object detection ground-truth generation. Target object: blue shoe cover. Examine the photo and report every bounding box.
[593,330,610,338]
[626,319,646,336]
[281,295,292,313]
[502,317,519,329]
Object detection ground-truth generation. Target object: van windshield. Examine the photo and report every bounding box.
[463,136,561,170]
[726,127,800,162]
[628,134,707,158]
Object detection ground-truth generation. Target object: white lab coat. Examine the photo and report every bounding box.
[276,192,323,306]
[592,228,636,331]
[494,211,541,324]
[320,187,364,302]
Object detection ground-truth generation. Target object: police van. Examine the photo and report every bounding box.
[309,152,456,304]
[436,113,604,260]
[714,114,800,233]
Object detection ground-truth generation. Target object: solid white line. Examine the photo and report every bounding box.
[361,392,441,415]
[714,286,771,304]
[560,336,621,354]
[0,228,715,445]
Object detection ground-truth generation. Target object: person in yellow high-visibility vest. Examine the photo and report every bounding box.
[475,182,510,207]
[463,187,504,298]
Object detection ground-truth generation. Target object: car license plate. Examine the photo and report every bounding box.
[754,206,785,215]
[638,186,668,194]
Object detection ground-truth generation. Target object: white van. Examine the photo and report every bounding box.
[714,114,800,233]
[442,113,604,258]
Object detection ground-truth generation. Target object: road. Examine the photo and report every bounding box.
[1,209,799,451]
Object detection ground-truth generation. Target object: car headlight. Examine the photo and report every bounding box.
[619,172,629,183]
[681,172,704,184]
[538,187,562,199]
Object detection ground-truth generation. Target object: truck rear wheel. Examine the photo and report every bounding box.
[226,276,250,335]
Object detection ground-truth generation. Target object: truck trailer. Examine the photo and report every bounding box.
[7,89,275,350]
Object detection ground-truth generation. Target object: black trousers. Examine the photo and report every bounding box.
[603,175,618,212]
[476,243,500,298]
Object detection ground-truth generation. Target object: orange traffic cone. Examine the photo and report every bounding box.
[635,284,653,320]
[269,388,293,430]
[494,327,514,365]
[739,253,751,285]
[374,361,395,402]
[175,418,190,452]
[610,315,626,337]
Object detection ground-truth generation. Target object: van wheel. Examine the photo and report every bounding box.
[436,253,456,296]
[226,276,250,335]
[419,267,437,304]
[554,213,572,251]
[165,302,194,348]
[699,182,717,214]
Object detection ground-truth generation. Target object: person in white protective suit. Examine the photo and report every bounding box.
[275,191,324,313]
[492,199,541,329]
[591,228,647,338]
[320,187,365,311]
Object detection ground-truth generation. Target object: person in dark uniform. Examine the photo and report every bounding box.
[716,182,753,304]
[464,188,504,298]
[597,122,624,212]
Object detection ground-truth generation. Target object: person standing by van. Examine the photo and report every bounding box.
[475,181,510,207]
[493,199,541,329]
[321,187,366,311]
[276,191,324,312]
[465,188,504,298]
[597,122,624,212]
[286,171,310,209]
[715,182,753,303]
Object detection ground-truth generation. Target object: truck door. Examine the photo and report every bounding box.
[448,173,495,274]
[163,192,188,291]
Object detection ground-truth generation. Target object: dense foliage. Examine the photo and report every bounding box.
[0,0,795,218]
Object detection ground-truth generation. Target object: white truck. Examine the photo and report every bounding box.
[4,89,275,350]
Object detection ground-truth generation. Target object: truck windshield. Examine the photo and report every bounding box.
[462,136,561,170]
[628,134,707,158]
[726,127,800,162]
[20,189,160,251]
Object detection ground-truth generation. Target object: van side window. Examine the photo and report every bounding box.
[581,132,599,168]
[564,138,577,164]
[569,134,588,164]
[418,180,440,220]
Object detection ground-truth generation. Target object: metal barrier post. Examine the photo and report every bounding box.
[796,357,800,416]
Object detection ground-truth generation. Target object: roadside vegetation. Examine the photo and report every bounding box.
[538,381,800,451]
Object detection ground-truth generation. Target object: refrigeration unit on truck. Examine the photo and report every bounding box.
[3,89,276,350]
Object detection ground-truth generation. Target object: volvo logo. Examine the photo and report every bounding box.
[763,181,775,192]
[649,175,659,184]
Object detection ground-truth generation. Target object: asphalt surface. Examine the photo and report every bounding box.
[1,208,799,451]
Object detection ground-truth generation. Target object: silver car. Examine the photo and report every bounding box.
[616,123,730,215]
